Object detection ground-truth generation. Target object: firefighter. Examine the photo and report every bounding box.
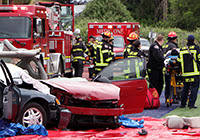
[126,39,147,58]
[71,35,88,77]
[147,34,165,96]
[164,31,179,104]
[179,35,200,109]
[94,31,113,75]
[163,31,178,54]
[109,36,115,61]
[87,35,97,78]
[124,32,139,58]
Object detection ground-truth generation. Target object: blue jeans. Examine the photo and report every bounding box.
[181,78,199,107]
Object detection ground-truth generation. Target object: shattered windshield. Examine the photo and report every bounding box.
[0,17,31,38]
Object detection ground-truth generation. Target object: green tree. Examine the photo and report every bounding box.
[168,0,200,30]
[79,0,134,22]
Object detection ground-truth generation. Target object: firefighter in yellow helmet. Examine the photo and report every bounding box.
[94,31,114,75]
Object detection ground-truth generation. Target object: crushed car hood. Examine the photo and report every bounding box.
[42,78,120,101]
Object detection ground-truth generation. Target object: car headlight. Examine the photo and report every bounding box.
[55,98,61,105]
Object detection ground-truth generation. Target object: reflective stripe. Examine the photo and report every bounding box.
[128,55,137,58]
[185,78,195,82]
[95,68,102,71]
[179,49,200,77]
[102,50,109,53]
[44,57,49,60]
[65,56,71,58]
[135,59,140,78]
[72,48,83,52]
[73,56,85,60]
[163,44,168,48]
[106,57,113,62]
[95,63,109,66]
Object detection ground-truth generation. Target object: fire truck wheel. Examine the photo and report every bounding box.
[18,102,47,127]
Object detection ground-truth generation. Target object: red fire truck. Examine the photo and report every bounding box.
[0,2,74,77]
[88,22,140,59]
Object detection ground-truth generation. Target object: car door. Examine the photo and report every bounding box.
[98,58,147,114]
[0,60,20,121]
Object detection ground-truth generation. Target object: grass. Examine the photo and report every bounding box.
[163,94,200,118]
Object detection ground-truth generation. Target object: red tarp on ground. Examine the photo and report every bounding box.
[2,117,200,140]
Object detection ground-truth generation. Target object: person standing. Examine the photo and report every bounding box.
[71,35,88,77]
[125,39,147,58]
[164,32,179,103]
[124,32,139,58]
[179,35,200,109]
[163,32,178,53]
[147,34,165,96]
[87,35,97,78]
[94,31,113,75]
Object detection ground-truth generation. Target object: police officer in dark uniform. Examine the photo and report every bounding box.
[71,35,88,77]
[94,31,113,75]
[179,35,200,109]
[164,32,179,104]
[147,34,165,96]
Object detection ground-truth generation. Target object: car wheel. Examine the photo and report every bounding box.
[19,102,47,127]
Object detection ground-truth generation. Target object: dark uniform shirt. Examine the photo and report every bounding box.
[164,41,178,54]
[147,41,165,70]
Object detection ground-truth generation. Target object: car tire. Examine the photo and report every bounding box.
[18,102,47,127]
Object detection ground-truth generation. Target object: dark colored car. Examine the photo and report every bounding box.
[0,60,69,128]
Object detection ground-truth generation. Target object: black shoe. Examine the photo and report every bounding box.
[189,106,198,109]
[179,105,185,108]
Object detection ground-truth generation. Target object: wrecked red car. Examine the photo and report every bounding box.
[43,57,147,128]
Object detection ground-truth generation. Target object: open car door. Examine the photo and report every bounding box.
[0,60,20,121]
[98,58,147,114]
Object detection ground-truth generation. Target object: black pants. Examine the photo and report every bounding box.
[181,79,199,107]
[149,69,164,96]
[72,60,83,77]
[165,73,171,100]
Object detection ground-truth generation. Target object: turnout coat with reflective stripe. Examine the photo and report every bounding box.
[178,45,200,78]
[94,40,113,67]
[71,41,88,62]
